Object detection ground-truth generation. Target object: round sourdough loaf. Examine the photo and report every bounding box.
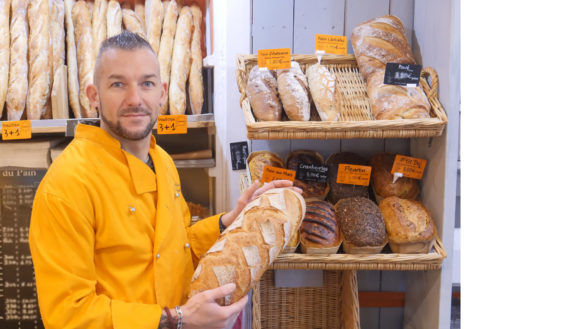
[335,197,386,248]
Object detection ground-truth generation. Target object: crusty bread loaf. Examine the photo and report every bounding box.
[246,65,282,121]
[6,0,28,121]
[351,15,415,82]
[145,0,162,53]
[369,152,419,201]
[286,150,329,200]
[91,0,107,59]
[306,63,341,122]
[190,188,306,306]
[168,6,192,115]
[366,70,430,120]
[50,0,65,84]
[122,8,146,38]
[276,61,310,121]
[0,0,10,119]
[72,0,97,118]
[27,0,51,120]
[247,151,284,184]
[64,0,81,118]
[326,152,369,204]
[336,197,386,253]
[379,196,436,254]
[188,4,204,115]
[134,1,145,30]
[106,0,122,38]
[157,0,178,115]
[300,200,341,253]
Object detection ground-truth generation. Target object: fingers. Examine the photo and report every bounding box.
[203,283,236,301]
[225,294,248,314]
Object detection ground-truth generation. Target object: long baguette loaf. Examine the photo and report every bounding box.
[72,1,97,118]
[0,0,10,119]
[6,0,28,121]
[50,0,65,83]
[145,0,162,54]
[134,1,145,30]
[190,188,306,306]
[306,63,341,122]
[91,0,107,59]
[188,5,203,115]
[106,0,122,38]
[27,0,51,120]
[157,0,178,115]
[168,6,192,115]
[64,0,81,118]
[122,8,145,38]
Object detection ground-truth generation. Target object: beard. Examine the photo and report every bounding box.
[100,105,157,141]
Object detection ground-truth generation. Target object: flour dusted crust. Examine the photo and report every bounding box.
[190,188,306,306]
[122,8,145,38]
[0,0,10,119]
[134,2,145,30]
[50,0,65,83]
[276,61,310,121]
[6,0,28,121]
[246,65,282,121]
[106,0,122,38]
[188,5,203,115]
[157,0,178,114]
[367,71,430,120]
[72,0,97,118]
[27,0,51,120]
[145,0,163,53]
[91,0,107,59]
[168,6,192,115]
[306,63,341,122]
[64,0,81,118]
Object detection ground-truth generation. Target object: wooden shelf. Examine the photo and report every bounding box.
[174,158,215,169]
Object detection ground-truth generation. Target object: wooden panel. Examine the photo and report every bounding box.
[251,0,294,52]
[380,271,407,291]
[380,307,405,329]
[250,139,291,164]
[384,138,410,155]
[341,139,385,160]
[357,270,380,291]
[389,0,414,46]
[360,308,380,329]
[290,139,340,161]
[359,291,405,308]
[293,0,345,54]
[344,0,389,54]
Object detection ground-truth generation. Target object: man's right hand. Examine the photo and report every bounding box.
[180,283,248,329]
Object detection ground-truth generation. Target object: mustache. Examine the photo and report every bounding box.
[119,107,150,116]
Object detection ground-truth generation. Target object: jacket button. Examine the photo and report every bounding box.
[185,243,190,248]
[175,192,180,198]
[129,207,136,213]
[156,253,161,259]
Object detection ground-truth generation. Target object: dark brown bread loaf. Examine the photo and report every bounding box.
[335,197,386,247]
[369,152,419,201]
[300,200,340,248]
[326,152,369,204]
[286,150,329,199]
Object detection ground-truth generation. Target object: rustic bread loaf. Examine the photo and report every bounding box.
[276,61,310,121]
[306,63,341,122]
[247,151,284,184]
[246,65,282,121]
[168,6,193,115]
[326,152,369,204]
[0,0,10,119]
[300,200,340,253]
[190,188,306,306]
[27,0,51,120]
[6,0,28,121]
[64,0,82,118]
[106,0,122,38]
[286,150,329,200]
[122,8,146,38]
[379,196,436,254]
[335,197,386,253]
[188,4,204,115]
[157,0,178,115]
[369,152,419,201]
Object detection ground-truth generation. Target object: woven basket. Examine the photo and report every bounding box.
[252,270,360,329]
[236,54,448,139]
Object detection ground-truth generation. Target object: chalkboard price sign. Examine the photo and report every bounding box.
[296,163,328,183]
[383,63,422,87]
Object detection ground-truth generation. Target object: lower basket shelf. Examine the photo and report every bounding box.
[252,270,360,329]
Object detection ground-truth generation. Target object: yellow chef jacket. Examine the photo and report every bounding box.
[29,124,222,329]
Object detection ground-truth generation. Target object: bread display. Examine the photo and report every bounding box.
[285,150,329,200]
[369,152,419,201]
[168,6,193,115]
[145,0,163,54]
[367,70,430,120]
[276,61,310,121]
[247,151,284,184]
[379,196,436,254]
[91,0,107,59]
[72,0,97,118]
[300,200,341,254]
[326,152,369,204]
[122,8,145,38]
[50,0,65,86]
[27,0,51,120]
[0,0,10,119]
[246,65,282,121]
[106,0,122,38]
[64,0,81,118]
[190,188,306,306]
[335,197,386,253]
[6,0,28,121]
[188,5,204,115]
[306,63,341,122]
[157,0,178,115]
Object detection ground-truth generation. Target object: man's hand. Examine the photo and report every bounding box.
[180,283,248,329]
[221,180,303,227]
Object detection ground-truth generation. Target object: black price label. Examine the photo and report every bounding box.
[230,141,249,170]
[295,163,328,183]
[383,63,422,87]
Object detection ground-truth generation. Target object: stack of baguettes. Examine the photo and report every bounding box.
[351,15,431,120]
[0,0,204,121]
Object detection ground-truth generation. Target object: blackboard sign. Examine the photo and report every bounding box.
[0,167,46,329]
[230,142,249,170]
[383,63,422,87]
[295,163,328,183]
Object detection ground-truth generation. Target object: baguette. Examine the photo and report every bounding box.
[0,0,10,119]
[134,1,145,30]
[168,6,192,115]
[6,0,28,121]
[106,0,122,38]
[306,63,341,122]
[27,0,51,120]
[145,0,163,53]
[91,0,107,59]
[50,0,65,82]
[188,5,203,115]
[190,188,306,306]
[122,8,145,38]
[157,0,178,115]
[64,0,81,118]
[72,1,97,118]
[276,61,310,121]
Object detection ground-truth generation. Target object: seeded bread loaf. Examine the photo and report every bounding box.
[335,196,386,253]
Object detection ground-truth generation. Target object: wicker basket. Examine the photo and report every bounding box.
[252,270,360,329]
[236,54,448,139]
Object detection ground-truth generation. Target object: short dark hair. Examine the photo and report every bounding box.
[94,31,157,84]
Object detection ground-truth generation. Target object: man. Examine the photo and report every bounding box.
[29,31,299,329]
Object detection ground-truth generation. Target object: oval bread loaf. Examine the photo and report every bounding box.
[276,61,310,121]
[246,65,282,121]
[306,63,341,122]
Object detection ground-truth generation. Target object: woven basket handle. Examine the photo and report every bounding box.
[236,55,249,107]
[420,67,439,100]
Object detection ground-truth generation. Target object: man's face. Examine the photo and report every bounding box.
[88,48,166,141]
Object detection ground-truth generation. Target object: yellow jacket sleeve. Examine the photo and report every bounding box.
[29,192,162,329]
